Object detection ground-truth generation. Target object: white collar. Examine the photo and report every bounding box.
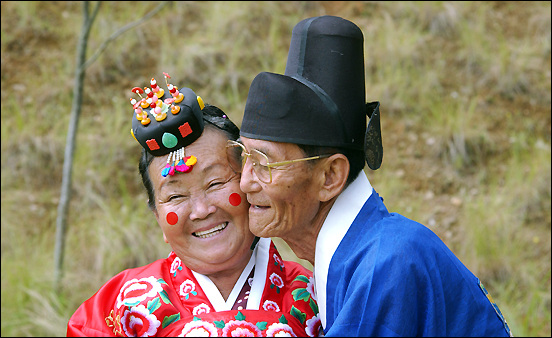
[191,237,271,311]
[314,172,372,328]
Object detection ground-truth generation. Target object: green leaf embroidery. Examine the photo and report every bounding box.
[157,278,168,285]
[294,275,310,284]
[235,311,246,321]
[256,321,267,330]
[147,298,161,313]
[310,298,319,314]
[159,290,171,305]
[291,288,311,302]
[193,316,201,321]
[290,305,306,324]
[279,315,288,324]
[162,313,180,328]
[214,320,226,329]
[293,275,309,284]
[123,300,140,307]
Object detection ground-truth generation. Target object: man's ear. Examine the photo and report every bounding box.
[318,154,349,202]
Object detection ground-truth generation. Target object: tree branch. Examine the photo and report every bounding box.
[82,1,170,70]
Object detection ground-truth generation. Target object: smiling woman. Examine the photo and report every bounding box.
[66,75,321,337]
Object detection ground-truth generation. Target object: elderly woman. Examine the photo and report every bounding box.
[66,75,320,337]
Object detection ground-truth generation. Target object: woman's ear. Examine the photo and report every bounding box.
[150,205,169,243]
[318,154,349,202]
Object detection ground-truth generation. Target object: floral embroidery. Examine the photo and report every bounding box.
[289,275,319,326]
[105,309,123,336]
[116,276,164,308]
[273,254,285,271]
[305,315,322,337]
[262,300,281,312]
[208,311,272,336]
[121,304,161,337]
[192,303,211,316]
[179,319,218,337]
[222,319,262,336]
[180,279,198,300]
[269,273,284,293]
[170,257,183,277]
[305,276,316,301]
[266,322,297,337]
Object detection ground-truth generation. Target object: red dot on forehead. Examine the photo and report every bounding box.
[229,193,242,206]
[166,212,178,225]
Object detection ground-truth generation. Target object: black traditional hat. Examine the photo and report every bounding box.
[241,16,382,170]
[130,73,205,176]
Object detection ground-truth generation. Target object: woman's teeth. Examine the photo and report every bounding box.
[194,223,228,238]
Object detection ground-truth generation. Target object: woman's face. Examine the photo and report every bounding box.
[149,128,254,275]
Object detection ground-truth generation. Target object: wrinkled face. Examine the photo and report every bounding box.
[238,136,322,240]
[149,128,254,275]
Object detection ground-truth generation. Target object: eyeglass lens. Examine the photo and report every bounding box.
[226,142,271,183]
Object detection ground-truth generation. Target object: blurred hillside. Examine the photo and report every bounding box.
[1,1,550,336]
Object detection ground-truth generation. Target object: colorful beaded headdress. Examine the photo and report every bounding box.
[130,73,205,176]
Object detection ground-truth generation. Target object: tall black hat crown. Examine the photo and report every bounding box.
[241,15,382,169]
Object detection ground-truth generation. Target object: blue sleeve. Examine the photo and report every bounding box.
[324,215,511,337]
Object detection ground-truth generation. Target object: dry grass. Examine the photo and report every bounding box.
[1,1,550,336]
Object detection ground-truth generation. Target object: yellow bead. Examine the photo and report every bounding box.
[197,96,205,110]
[155,112,167,121]
[186,155,197,166]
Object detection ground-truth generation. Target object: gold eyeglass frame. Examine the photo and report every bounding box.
[226,140,330,183]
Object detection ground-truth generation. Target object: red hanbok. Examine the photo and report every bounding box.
[67,238,321,337]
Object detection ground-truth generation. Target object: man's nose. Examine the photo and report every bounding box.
[239,159,260,194]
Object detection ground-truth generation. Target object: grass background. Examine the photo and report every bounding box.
[1,1,550,336]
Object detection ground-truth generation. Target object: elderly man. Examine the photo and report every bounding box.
[228,15,512,337]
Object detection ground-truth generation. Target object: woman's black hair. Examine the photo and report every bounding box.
[138,104,240,210]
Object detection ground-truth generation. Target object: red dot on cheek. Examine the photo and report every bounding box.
[166,212,178,225]
[229,193,242,206]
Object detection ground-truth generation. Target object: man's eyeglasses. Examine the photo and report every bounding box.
[226,140,331,184]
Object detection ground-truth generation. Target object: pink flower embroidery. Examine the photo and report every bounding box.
[170,257,182,276]
[179,320,218,337]
[273,254,285,270]
[269,273,284,288]
[262,300,281,312]
[305,315,322,337]
[121,304,161,337]
[265,322,296,337]
[222,320,262,337]
[116,276,163,308]
[192,303,211,316]
[180,279,197,300]
[306,276,317,301]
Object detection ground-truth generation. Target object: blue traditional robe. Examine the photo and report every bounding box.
[314,173,512,337]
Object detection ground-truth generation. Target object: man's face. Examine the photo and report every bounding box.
[239,136,323,240]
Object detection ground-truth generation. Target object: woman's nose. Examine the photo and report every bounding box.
[189,194,216,220]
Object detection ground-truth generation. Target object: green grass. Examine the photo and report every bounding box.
[2,1,550,336]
